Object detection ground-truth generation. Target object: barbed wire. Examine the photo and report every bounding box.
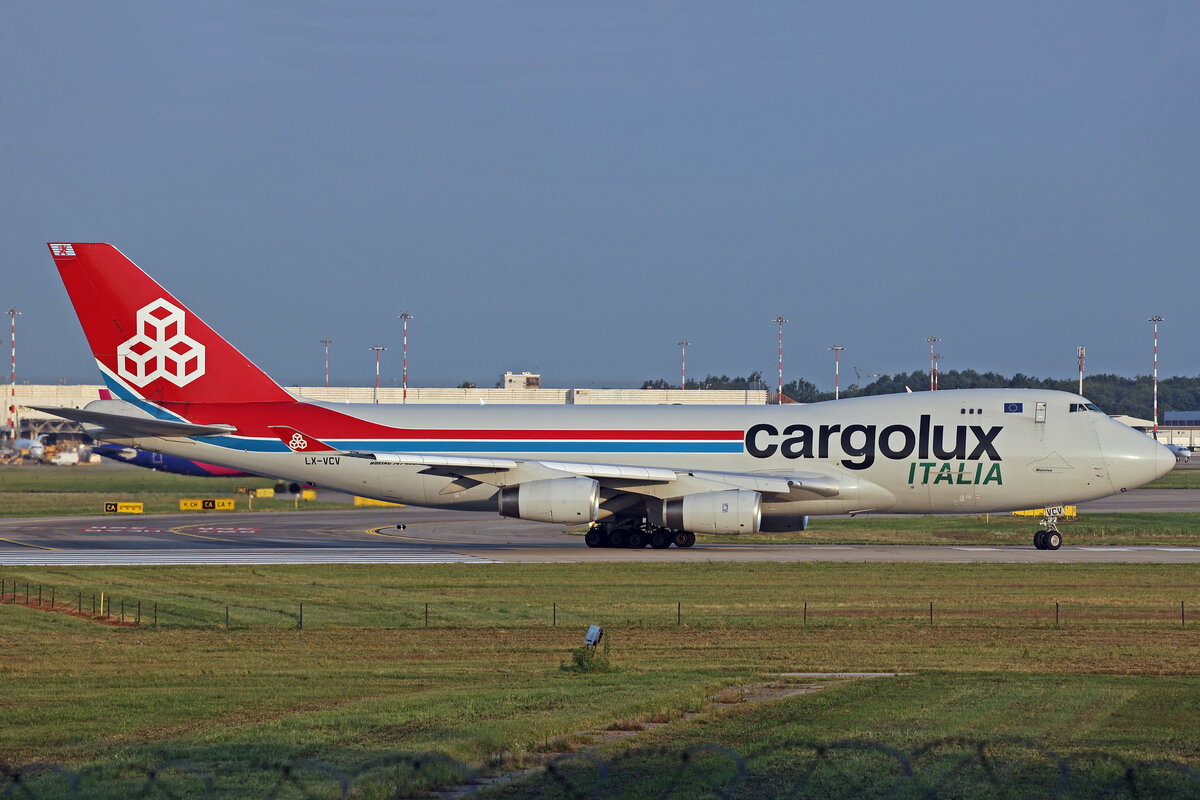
[4,738,1200,799]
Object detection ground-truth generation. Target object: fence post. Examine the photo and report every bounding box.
[154,603,158,627]
[225,606,229,630]
[1182,601,1185,628]
[803,601,807,625]
[677,602,681,626]
[92,594,96,616]
[121,600,125,624]
[1056,602,1059,627]
[929,602,933,626]
[137,600,141,625]
[553,602,556,627]
[38,585,42,607]
[78,592,81,613]
[51,587,55,609]
[425,603,429,627]
[299,602,303,630]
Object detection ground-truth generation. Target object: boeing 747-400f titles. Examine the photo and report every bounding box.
[37,243,1175,552]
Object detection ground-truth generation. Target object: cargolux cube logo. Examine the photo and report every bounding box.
[116,299,206,387]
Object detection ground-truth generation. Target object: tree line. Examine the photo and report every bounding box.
[642,371,1200,420]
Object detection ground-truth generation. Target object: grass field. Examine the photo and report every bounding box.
[695,511,1200,546]
[1144,464,1200,489]
[2,562,1200,797]
[0,464,354,516]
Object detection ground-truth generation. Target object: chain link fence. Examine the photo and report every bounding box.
[4,738,1199,799]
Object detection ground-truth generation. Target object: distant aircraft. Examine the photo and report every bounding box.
[91,443,256,477]
[36,243,1174,552]
[3,435,45,460]
[1166,444,1192,464]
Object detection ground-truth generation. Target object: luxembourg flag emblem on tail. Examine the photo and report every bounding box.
[49,244,76,257]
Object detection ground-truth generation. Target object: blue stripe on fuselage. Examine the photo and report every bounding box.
[194,436,743,455]
[100,374,187,422]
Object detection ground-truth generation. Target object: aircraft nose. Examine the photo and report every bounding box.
[1099,420,1175,491]
[1154,439,1177,479]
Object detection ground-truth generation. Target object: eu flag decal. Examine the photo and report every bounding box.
[1004,402,1023,413]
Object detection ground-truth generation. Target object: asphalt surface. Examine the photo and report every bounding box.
[1,489,1199,565]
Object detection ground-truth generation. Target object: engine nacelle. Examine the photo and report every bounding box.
[662,489,761,534]
[497,477,600,524]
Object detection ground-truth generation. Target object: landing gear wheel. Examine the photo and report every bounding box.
[584,529,604,548]
[626,530,646,549]
[649,530,671,549]
[1033,531,1046,550]
[1044,531,1062,550]
[671,530,696,548]
[607,530,626,548]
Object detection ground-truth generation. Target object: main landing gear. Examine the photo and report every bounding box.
[584,520,695,549]
[1033,506,1063,551]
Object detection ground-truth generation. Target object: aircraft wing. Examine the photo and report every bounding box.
[28,405,237,438]
[270,427,840,499]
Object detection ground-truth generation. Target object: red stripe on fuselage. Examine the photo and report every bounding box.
[160,401,744,441]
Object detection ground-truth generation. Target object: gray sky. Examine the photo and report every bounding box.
[3,2,1198,390]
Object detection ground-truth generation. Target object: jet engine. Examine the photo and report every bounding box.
[662,489,761,534]
[498,477,600,524]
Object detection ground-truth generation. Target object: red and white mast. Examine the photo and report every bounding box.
[1149,316,1163,438]
[6,308,18,441]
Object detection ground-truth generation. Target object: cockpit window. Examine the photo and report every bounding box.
[1070,402,1104,413]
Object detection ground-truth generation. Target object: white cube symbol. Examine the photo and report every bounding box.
[116,299,206,388]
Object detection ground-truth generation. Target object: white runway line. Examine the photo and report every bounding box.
[0,548,496,566]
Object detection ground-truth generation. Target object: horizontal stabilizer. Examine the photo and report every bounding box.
[28,406,236,438]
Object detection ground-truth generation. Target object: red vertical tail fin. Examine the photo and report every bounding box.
[49,243,293,406]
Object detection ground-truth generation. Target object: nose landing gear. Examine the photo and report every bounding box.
[1033,506,1064,550]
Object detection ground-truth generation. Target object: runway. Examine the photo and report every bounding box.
[1,490,1199,566]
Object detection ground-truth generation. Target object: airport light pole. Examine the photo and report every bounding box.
[1149,316,1164,438]
[678,339,690,389]
[1078,346,1085,396]
[932,354,941,391]
[925,336,939,391]
[397,312,413,404]
[320,337,333,388]
[370,346,386,404]
[829,345,844,400]
[774,316,788,404]
[6,308,18,442]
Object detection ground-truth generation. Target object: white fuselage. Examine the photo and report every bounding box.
[107,389,1172,521]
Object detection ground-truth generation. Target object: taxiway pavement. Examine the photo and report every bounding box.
[0,491,1195,566]
[0,489,1198,565]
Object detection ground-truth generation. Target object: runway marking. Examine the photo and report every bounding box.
[366,523,484,543]
[166,527,239,543]
[83,526,165,533]
[0,548,497,566]
[0,536,57,551]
